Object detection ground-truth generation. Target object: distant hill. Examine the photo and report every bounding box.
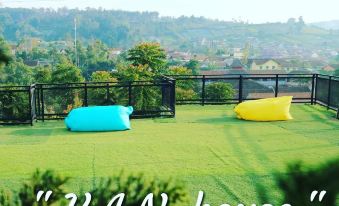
[1,8,339,54]
[311,20,339,30]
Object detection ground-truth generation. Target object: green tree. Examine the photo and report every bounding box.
[0,49,10,66]
[185,59,200,75]
[276,159,339,206]
[117,63,155,81]
[127,42,167,73]
[33,66,52,83]
[0,61,33,85]
[89,71,119,106]
[0,170,69,206]
[116,64,158,110]
[91,71,116,82]
[85,172,188,206]
[168,66,198,101]
[51,62,84,83]
[334,68,339,76]
[0,38,11,66]
[205,82,236,102]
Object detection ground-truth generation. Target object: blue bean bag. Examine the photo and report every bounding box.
[65,106,133,132]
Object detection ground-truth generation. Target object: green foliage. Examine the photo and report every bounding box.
[168,66,198,100]
[127,42,167,73]
[116,64,160,110]
[168,66,197,90]
[0,38,11,66]
[51,62,84,83]
[0,61,33,85]
[275,159,339,206]
[184,60,200,75]
[334,69,339,76]
[0,91,29,121]
[117,64,155,81]
[81,172,188,206]
[0,190,19,206]
[19,170,69,206]
[90,71,116,82]
[2,8,338,54]
[0,170,187,206]
[205,82,236,102]
[0,49,10,66]
[176,88,197,100]
[33,66,52,83]
[167,66,192,76]
[88,71,119,106]
[0,169,69,206]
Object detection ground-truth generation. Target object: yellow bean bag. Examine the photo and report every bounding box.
[234,96,293,121]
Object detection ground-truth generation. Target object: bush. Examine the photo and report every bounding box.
[0,91,30,121]
[117,64,160,110]
[87,71,121,106]
[0,170,188,206]
[0,169,69,206]
[80,172,188,206]
[176,88,197,100]
[205,82,235,102]
[276,159,339,206]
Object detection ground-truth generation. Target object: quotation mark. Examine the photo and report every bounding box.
[37,190,53,202]
[310,190,326,202]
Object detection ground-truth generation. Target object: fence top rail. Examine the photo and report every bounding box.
[0,85,31,89]
[0,73,338,88]
[37,81,172,88]
[167,73,317,77]
[35,78,172,86]
[318,75,339,80]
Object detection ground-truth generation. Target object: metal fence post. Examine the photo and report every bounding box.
[128,82,132,106]
[275,74,279,97]
[84,83,88,107]
[239,75,243,103]
[161,79,166,106]
[171,79,176,117]
[106,83,110,103]
[36,85,41,120]
[311,74,316,105]
[28,85,33,126]
[201,75,206,106]
[41,87,45,122]
[314,74,319,105]
[327,76,332,110]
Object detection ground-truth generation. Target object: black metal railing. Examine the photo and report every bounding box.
[0,77,176,125]
[0,73,338,125]
[315,74,339,111]
[171,74,317,105]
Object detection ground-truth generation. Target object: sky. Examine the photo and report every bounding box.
[1,0,339,23]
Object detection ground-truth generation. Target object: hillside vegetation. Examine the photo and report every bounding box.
[1,8,339,51]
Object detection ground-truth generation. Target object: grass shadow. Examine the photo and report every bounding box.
[10,128,53,137]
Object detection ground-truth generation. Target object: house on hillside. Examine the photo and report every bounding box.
[322,64,339,72]
[233,48,244,59]
[24,59,52,67]
[108,48,123,59]
[229,59,245,70]
[248,59,281,70]
[248,59,304,71]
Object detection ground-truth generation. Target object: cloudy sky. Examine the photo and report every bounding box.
[2,0,339,23]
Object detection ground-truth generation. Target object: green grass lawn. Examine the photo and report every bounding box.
[0,104,338,205]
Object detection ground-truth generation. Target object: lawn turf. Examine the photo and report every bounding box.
[0,104,338,205]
